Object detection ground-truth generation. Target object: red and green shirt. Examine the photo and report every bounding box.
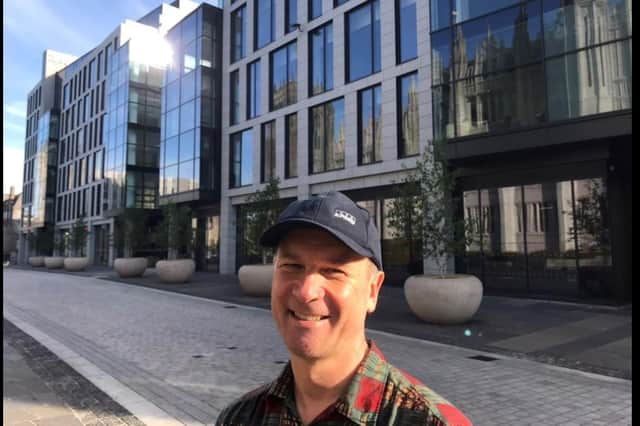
[216,340,472,425]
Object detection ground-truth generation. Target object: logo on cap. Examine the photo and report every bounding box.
[334,209,356,225]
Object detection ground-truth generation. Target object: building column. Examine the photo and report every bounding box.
[87,219,95,264]
[219,195,236,274]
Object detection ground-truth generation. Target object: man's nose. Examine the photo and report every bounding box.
[293,272,324,302]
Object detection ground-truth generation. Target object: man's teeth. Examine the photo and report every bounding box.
[293,311,326,321]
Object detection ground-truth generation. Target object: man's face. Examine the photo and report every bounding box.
[271,227,384,361]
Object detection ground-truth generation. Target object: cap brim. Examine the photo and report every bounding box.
[260,219,378,268]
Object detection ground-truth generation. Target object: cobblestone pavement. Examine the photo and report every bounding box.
[3,268,632,425]
[4,319,144,426]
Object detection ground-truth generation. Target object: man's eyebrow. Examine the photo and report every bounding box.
[278,245,357,266]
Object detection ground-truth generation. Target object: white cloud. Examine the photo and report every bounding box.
[3,146,24,194]
[4,101,26,118]
[3,121,25,134]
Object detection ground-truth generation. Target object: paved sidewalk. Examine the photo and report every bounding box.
[50,264,634,379]
[11,264,632,380]
[3,268,632,425]
[3,319,144,426]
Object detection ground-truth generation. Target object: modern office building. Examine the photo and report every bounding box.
[19,0,631,303]
[430,0,632,301]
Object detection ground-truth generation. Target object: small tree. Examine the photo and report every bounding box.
[70,215,89,257]
[114,208,148,258]
[387,139,477,278]
[154,202,194,260]
[54,231,68,256]
[242,177,281,264]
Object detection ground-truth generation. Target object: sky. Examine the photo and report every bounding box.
[2,0,221,195]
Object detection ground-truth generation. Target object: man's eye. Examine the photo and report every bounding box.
[324,268,346,277]
[280,263,302,271]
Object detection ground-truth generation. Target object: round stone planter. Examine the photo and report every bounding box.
[114,257,147,278]
[64,257,89,271]
[404,274,483,325]
[44,256,65,269]
[238,264,274,297]
[29,256,45,267]
[156,259,195,283]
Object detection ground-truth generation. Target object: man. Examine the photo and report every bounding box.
[217,192,471,425]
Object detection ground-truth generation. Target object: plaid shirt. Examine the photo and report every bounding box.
[216,340,471,425]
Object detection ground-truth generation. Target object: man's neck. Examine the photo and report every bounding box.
[290,339,369,425]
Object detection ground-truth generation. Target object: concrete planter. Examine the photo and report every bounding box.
[114,257,147,278]
[238,264,274,297]
[64,257,89,271]
[156,259,195,283]
[404,274,483,325]
[44,256,65,269]
[29,256,45,267]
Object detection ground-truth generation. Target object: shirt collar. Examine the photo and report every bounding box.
[265,340,390,424]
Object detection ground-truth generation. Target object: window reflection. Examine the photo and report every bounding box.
[310,98,345,173]
[347,0,380,82]
[231,6,246,63]
[398,73,419,157]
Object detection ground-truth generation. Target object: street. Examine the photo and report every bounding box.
[3,268,632,425]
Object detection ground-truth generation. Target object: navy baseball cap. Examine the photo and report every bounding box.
[260,191,383,270]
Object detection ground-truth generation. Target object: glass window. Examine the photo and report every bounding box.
[230,129,254,188]
[431,29,452,85]
[358,84,382,164]
[309,0,322,20]
[181,70,196,103]
[231,6,246,63]
[347,0,380,82]
[546,39,632,121]
[453,2,542,79]
[270,42,297,110]
[286,0,299,33]
[165,135,179,166]
[543,0,631,57]
[255,0,275,50]
[166,108,179,138]
[334,0,348,6]
[430,0,451,31]
[247,60,261,119]
[180,100,195,133]
[432,84,454,141]
[396,0,417,63]
[200,36,213,68]
[285,113,297,178]
[398,72,419,157]
[165,164,178,194]
[453,0,521,25]
[180,130,195,162]
[455,63,546,137]
[310,22,333,96]
[310,98,345,173]
[230,70,240,125]
[261,121,276,182]
[182,13,197,45]
[178,161,194,192]
[184,41,197,74]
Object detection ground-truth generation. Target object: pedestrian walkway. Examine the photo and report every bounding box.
[3,268,632,425]
[3,318,144,426]
[9,264,632,380]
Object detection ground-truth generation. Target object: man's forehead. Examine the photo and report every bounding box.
[277,227,361,259]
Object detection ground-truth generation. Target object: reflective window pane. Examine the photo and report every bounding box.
[285,113,297,178]
[230,70,239,125]
[359,84,382,164]
[398,72,419,157]
[179,130,195,162]
[261,121,276,182]
[347,0,380,82]
[231,6,246,63]
[310,23,333,96]
[397,0,417,63]
[247,60,261,118]
[255,0,275,49]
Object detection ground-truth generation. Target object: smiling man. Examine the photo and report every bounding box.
[216,191,471,426]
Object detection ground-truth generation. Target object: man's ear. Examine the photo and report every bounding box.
[367,269,385,313]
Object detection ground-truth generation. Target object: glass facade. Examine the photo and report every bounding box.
[286,0,299,33]
[285,113,297,178]
[160,6,222,199]
[255,0,275,50]
[396,0,417,63]
[247,60,261,119]
[261,120,276,182]
[398,72,419,157]
[431,0,632,140]
[309,0,322,20]
[358,85,382,164]
[270,42,297,110]
[310,22,333,96]
[463,178,612,297]
[230,5,246,63]
[230,128,253,187]
[346,0,380,82]
[230,70,239,125]
[310,98,345,173]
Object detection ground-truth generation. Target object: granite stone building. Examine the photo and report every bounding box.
[19,0,631,303]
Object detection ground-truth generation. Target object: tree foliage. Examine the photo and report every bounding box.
[242,177,281,264]
[154,203,194,259]
[386,139,477,277]
[114,208,148,257]
[70,215,89,256]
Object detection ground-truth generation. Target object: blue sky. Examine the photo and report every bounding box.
[2,0,221,194]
